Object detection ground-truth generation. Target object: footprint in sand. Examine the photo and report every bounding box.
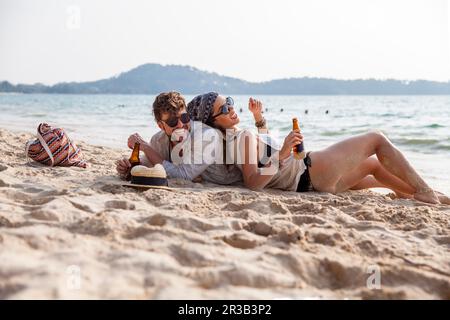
[69,215,115,236]
[433,235,450,246]
[0,178,9,188]
[271,224,303,244]
[317,259,364,290]
[224,199,289,215]
[104,200,136,210]
[23,189,69,206]
[146,213,167,226]
[309,231,343,247]
[356,240,380,256]
[0,216,13,228]
[0,283,27,299]
[222,231,265,249]
[246,220,303,244]
[291,215,326,226]
[25,196,59,206]
[30,209,60,222]
[0,215,29,228]
[245,221,273,236]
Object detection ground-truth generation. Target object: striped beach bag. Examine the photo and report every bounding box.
[25,123,88,168]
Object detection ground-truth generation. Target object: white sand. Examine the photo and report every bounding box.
[0,128,449,299]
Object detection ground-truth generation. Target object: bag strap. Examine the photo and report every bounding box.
[36,130,55,167]
[24,139,35,164]
[61,129,74,164]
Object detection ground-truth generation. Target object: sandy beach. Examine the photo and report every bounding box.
[0,127,449,299]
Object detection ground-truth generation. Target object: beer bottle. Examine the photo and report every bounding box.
[126,142,141,180]
[292,118,306,160]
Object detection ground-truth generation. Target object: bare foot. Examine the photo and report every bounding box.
[389,189,448,205]
[395,191,413,199]
[435,191,450,205]
[387,191,412,200]
[413,188,440,204]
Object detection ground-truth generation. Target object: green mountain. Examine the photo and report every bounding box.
[1,63,449,94]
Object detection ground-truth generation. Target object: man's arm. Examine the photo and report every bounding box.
[160,160,209,180]
[140,143,164,165]
[141,142,209,180]
[128,132,210,181]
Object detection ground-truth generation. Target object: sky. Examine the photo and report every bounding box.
[1,0,450,84]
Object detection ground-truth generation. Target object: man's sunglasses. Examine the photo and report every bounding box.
[161,112,190,128]
[210,97,234,121]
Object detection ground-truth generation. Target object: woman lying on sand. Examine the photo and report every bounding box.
[187,92,449,205]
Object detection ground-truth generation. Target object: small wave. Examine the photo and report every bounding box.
[435,145,450,151]
[380,113,414,119]
[424,123,445,129]
[349,129,370,135]
[279,125,292,131]
[405,144,450,154]
[394,138,440,146]
[122,124,148,128]
[321,130,347,136]
[22,113,47,118]
[380,113,397,117]
[393,138,450,153]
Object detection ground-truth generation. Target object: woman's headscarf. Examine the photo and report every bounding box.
[187,92,218,124]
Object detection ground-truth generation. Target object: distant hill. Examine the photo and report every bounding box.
[1,63,450,95]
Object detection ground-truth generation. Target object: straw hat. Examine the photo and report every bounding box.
[122,164,171,190]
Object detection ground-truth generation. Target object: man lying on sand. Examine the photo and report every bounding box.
[115,91,242,185]
[185,92,450,205]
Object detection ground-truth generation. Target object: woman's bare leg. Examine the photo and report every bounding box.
[350,175,413,198]
[356,157,414,193]
[344,158,449,203]
[308,131,440,204]
[350,175,382,190]
[349,168,450,203]
[341,157,413,195]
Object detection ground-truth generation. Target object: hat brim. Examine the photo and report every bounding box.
[121,182,172,191]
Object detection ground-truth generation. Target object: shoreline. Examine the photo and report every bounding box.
[0,128,449,299]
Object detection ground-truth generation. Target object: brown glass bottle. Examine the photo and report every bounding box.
[292,118,306,159]
[126,142,141,180]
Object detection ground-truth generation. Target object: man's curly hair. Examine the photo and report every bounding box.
[152,91,186,121]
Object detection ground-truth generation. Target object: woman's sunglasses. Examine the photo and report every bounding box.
[162,112,190,128]
[210,97,234,121]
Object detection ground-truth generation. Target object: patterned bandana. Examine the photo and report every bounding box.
[187,92,219,124]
